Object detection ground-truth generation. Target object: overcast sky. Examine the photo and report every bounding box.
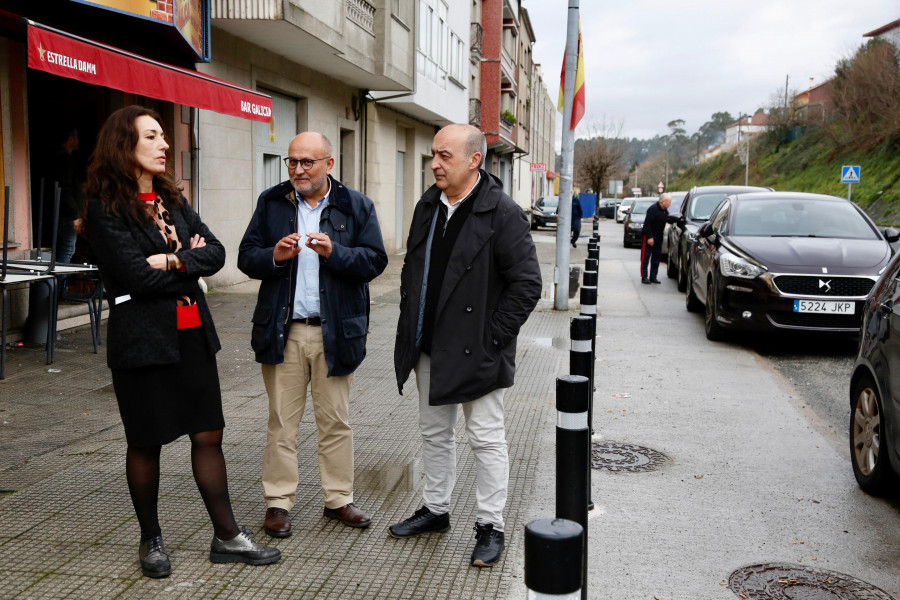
[524,1,899,142]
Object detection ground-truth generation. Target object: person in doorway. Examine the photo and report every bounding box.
[238,132,387,538]
[51,127,84,266]
[391,124,542,567]
[571,194,583,248]
[85,105,280,579]
[641,193,671,284]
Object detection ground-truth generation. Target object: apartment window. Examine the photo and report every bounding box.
[417,0,460,90]
[392,0,411,24]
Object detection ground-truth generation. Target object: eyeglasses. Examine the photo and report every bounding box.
[284,156,331,171]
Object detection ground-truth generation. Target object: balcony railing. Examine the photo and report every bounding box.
[347,0,375,35]
[470,23,483,60]
[469,98,482,127]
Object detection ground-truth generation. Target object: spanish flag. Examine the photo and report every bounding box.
[558,19,585,131]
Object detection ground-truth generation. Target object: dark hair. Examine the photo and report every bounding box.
[85,105,182,224]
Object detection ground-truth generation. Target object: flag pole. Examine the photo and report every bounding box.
[555,0,579,310]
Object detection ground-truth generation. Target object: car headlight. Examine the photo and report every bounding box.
[719,252,764,279]
[628,222,643,230]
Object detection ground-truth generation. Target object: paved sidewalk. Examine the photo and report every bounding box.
[0,229,568,600]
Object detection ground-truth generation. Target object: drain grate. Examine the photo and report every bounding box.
[728,563,895,599]
[590,442,668,473]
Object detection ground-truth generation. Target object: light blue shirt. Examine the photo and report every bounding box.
[292,182,330,319]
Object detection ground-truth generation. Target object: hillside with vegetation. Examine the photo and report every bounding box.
[670,39,900,225]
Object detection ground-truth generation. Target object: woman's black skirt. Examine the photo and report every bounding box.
[111,326,224,447]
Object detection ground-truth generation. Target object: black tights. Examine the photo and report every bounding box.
[126,429,240,542]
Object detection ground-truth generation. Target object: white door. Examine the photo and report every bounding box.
[396,151,405,250]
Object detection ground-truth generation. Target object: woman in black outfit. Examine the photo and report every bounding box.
[85,105,280,578]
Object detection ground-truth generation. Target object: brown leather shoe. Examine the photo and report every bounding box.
[323,503,371,529]
[264,507,292,538]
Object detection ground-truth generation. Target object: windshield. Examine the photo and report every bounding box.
[538,196,559,208]
[731,198,880,239]
[621,199,635,208]
[688,193,729,221]
[630,200,656,215]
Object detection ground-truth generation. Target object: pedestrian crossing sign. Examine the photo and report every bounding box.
[841,166,860,183]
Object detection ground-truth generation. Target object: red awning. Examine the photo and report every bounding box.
[27,23,272,122]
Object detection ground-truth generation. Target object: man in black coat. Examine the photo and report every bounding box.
[641,193,672,284]
[390,124,542,568]
[571,194,583,248]
[238,132,387,538]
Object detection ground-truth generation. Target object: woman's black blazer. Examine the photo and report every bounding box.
[86,196,225,370]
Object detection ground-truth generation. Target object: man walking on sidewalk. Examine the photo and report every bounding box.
[238,132,387,538]
[391,124,541,567]
[640,193,671,284]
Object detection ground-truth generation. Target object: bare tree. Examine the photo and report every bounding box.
[833,39,900,142]
[574,117,629,201]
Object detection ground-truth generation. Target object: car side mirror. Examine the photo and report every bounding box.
[666,213,680,224]
[697,222,713,237]
[883,227,900,243]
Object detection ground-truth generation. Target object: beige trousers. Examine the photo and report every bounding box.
[261,322,354,510]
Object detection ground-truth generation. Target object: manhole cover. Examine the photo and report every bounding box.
[590,442,668,473]
[729,563,895,600]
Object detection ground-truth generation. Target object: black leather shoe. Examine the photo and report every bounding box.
[324,503,371,528]
[210,527,281,565]
[641,277,651,284]
[264,507,292,538]
[650,278,661,284]
[470,523,504,567]
[139,535,171,578]
[388,506,450,538]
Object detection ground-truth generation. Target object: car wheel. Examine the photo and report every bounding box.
[677,253,688,293]
[704,281,725,340]
[666,253,677,279]
[530,216,537,231]
[850,376,897,494]
[685,270,702,313]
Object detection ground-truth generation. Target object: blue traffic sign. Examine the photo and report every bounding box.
[841,165,860,184]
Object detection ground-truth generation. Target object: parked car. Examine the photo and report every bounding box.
[622,198,657,248]
[850,252,900,494]
[529,195,559,230]
[685,191,900,341]
[595,198,621,219]
[667,185,773,292]
[616,197,637,223]
[661,191,687,258]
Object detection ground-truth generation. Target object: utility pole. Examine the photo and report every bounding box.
[555,0,579,311]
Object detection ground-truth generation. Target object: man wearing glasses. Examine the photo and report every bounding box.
[238,132,387,538]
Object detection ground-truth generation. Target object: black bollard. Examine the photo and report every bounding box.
[584,257,597,275]
[556,375,590,600]
[583,269,597,288]
[525,518,584,599]
[587,246,599,262]
[578,285,598,436]
[570,317,595,512]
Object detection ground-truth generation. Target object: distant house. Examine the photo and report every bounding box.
[724,113,770,147]
[863,19,900,50]
[793,78,834,123]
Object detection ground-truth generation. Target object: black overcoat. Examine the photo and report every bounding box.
[394,172,542,405]
[86,197,225,370]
